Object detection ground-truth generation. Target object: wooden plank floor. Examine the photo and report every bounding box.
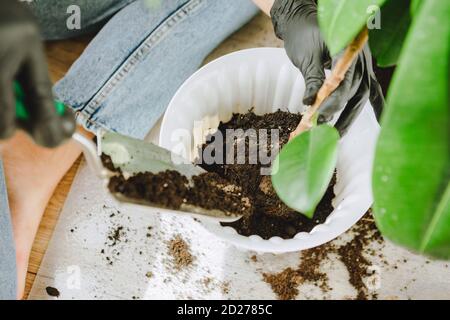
[23,36,91,299]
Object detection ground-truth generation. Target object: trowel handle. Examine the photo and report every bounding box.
[14,81,66,120]
[72,133,111,180]
[14,81,109,179]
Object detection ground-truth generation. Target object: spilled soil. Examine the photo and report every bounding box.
[262,213,384,300]
[167,235,194,270]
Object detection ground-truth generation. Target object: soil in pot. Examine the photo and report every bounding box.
[198,110,335,239]
[105,110,335,240]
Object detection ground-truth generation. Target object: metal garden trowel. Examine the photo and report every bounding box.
[73,131,242,222]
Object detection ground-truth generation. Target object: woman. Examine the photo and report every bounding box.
[0,0,383,299]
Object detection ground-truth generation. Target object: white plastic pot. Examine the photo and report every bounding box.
[160,48,380,253]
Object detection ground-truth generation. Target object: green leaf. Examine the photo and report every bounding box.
[369,0,412,67]
[272,125,339,218]
[372,0,450,259]
[318,0,387,56]
[410,0,422,16]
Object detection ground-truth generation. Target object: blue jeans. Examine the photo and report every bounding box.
[0,0,258,299]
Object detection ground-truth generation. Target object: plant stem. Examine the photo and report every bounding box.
[289,28,369,140]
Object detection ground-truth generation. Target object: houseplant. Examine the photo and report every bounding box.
[272,0,449,259]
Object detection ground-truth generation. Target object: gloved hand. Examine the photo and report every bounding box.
[271,0,384,136]
[0,0,75,147]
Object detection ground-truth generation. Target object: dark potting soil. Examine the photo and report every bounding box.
[105,110,336,240]
[198,110,336,239]
[262,212,384,300]
[108,169,251,216]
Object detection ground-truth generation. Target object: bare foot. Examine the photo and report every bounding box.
[0,130,84,299]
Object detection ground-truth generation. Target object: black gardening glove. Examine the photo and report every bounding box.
[0,0,75,147]
[271,0,384,135]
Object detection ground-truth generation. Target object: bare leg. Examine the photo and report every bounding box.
[0,129,91,298]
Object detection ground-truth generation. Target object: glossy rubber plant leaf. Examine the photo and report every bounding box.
[410,0,422,16]
[369,0,412,67]
[272,125,339,218]
[318,0,387,56]
[373,0,450,259]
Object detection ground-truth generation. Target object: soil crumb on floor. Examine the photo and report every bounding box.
[262,212,384,300]
[263,268,303,300]
[107,225,125,247]
[167,235,194,270]
[45,286,60,298]
[221,281,231,295]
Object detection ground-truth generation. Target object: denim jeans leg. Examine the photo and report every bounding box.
[27,0,136,40]
[0,160,16,300]
[54,0,259,139]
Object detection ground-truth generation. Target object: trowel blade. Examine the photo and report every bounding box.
[101,131,204,178]
[100,131,242,222]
